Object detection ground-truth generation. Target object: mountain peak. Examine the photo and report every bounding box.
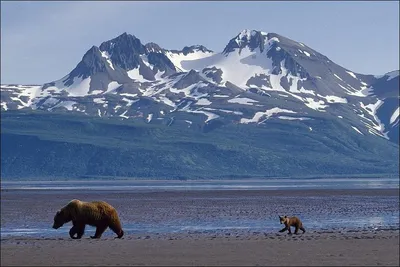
[223,29,270,54]
[181,45,213,55]
[237,29,265,39]
[116,32,137,41]
[168,45,213,56]
[99,32,144,53]
[97,32,146,70]
[87,45,100,53]
[145,42,163,53]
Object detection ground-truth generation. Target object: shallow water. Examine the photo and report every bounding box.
[1,179,399,238]
[1,177,399,191]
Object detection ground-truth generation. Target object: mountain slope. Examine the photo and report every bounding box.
[2,110,398,179]
[1,29,398,179]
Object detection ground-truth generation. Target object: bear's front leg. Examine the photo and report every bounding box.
[69,226,79,239]
[70,222,85,239]
[287,226,292,235]
[279,227,288,233]
[76,224,86,239]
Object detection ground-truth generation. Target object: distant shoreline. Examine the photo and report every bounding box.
[2,172,399,182]
[1,178,399,192]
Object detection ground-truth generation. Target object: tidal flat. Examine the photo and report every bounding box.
[1,181,399,266]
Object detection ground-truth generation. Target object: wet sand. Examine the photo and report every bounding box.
[1,230,399,266]
[1,188,399,266]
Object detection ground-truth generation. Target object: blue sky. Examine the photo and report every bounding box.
[1,1,399,84]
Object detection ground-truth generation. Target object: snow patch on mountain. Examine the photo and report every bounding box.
[213,94,229,98]
[348,89,369,97]
[44,76,91,97]
[333,74,344,82]
[345,71,357,79]
[127,68,147,82]
[390,107,399,125]
[166,50,215,72]
[185,109,219,122]
[176,45,275,87]
[386,70,399,81]
[119,110,129,119]
[203,107,243,115]
[10,97,29,109]
[319,95,348,104]
[147,113,153,123]
[352,126,363,135]
[90,90,103,95]
[93,98,106,104]
[298,50,311,57]
[157,95,176,108]
[240,107,296,124]
[359,100,389,139]
[169,82,208,100]
[120,93,138,98]
[104,81,121,94]
[288,79,315,95]
[140,55,153,70]
[1,102,8,111]
[304,98,328,111]
[51,100,77,111]
[100,51,114,70]
[278,116,311,120]
[228,97,258,105]
[196,98,212,106]
[220,47,273,87]
[5,85,42,107]
[122,97,138,107]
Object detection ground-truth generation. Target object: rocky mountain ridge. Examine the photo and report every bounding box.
[1,29,399,179]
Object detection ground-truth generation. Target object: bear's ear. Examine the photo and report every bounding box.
[284,215,287,218]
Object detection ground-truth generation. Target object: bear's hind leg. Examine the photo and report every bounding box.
[300,226,306,233]
[90,224,108,239]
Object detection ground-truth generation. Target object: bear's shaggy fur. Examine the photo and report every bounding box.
[52,199,124,239]
[278,215,306,234]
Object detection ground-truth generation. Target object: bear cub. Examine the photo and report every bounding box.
[278,215,306,234]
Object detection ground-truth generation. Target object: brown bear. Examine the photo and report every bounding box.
[52,199,124,239]
[278,215,306,234]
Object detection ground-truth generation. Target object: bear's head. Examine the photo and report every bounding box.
[279,215,288,224]
[52,209,71,229]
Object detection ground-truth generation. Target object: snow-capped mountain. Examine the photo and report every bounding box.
[2,29,399,144]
